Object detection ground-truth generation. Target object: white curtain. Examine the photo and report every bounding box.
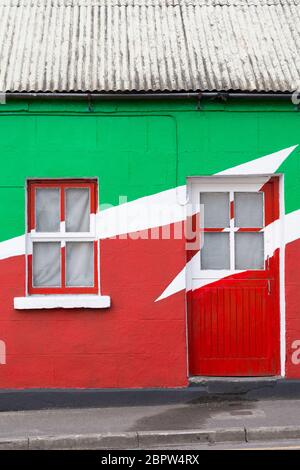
[33,187,93,288]
[65,188,90,232]
[33,242,61,287]
[66,242,94,287]
[36,188,60,232]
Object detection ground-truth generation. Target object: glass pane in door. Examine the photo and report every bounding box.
[235,192,264,228]
[201,232,230,270]
[200,192,230,228]
[235,232,264,270]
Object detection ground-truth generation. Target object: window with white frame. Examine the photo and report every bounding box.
[199,191,265,271]
[27,179,99,295]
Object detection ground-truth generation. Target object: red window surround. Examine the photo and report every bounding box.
[27,179,99,295]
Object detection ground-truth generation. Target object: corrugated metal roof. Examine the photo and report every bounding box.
[0,0,300,92]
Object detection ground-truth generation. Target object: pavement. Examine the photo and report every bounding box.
[2,397,300,449]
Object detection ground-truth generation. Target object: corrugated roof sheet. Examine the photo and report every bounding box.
[0,0,300,92]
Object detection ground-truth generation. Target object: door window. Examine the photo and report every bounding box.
[200,191,265,271]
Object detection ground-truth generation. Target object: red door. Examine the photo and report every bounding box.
[188,176,280,376]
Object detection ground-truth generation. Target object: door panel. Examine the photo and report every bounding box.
[188,177,280,377]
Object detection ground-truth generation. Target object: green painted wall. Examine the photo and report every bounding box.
[0,98,299,243]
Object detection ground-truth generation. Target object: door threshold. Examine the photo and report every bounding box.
[189,375,281,385]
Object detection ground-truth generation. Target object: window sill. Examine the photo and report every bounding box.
[14,295,111,310]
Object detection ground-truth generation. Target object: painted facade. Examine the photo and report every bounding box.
[0,98,300,388]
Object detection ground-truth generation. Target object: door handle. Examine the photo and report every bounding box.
[267,279,271,295]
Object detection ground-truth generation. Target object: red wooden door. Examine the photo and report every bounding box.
[188,176,280,376]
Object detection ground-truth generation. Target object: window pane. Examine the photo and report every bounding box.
[201,232,230,270]
[200,192,230,228]
[36,188,60,232]
[235,233,264,270]
[235,192,264,228]
[33,242,61,287]
[65,188,90,232]
[66,242,94,287]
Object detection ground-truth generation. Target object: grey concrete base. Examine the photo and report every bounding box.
[2,378,300,412]
[2,426,300,450]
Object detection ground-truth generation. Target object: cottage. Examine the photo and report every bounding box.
[0,0,300,389]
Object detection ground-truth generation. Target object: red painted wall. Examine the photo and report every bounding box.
[285,240,300,378]
[0,228,188,388]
